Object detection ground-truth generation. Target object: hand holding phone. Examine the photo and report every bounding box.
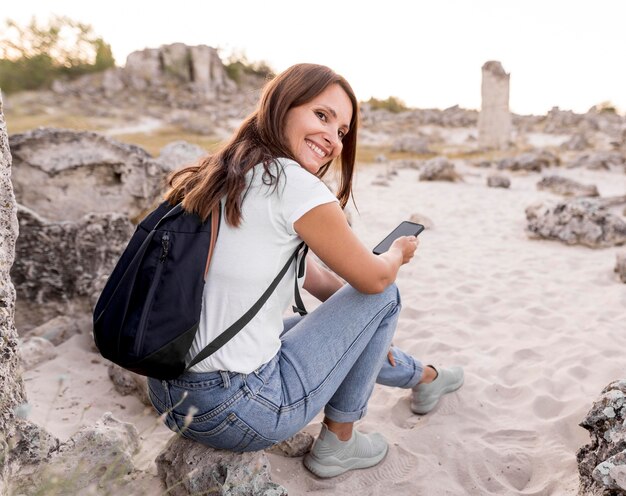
[373,221,424,255]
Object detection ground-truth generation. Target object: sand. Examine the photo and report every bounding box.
[22,160,626,495]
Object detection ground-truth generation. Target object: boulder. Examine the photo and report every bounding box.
[525,199,626,248]
[577,380,626,494]
[157,140,207,172]
[569,151,626,172]
[615,253,626,283]
[267,431,314,458]
[11,205,134,330]
[156,435,287,496]
[11,412,140,495]
[0,93,27,490]
[487,174,511,188]
[419,157,461,182]
[391,135,431,154]
[22,315,83,345]
[9,128,165,222]
[536,176,599,197]
[108,364,151,406]
[497,151,560,172]
[560,133,591,151]
[18,337,58,371]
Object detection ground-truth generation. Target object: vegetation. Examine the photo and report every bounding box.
[0,16,115,93]
[223,50,273,83]
[365,95,409,113]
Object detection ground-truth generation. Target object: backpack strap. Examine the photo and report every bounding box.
[204,203,221,280]
[186,241,308,370]
[292,244,309,316]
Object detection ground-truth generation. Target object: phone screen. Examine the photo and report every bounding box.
[373,221,424,255]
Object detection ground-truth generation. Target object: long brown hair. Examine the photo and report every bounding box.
[165,63,359,226]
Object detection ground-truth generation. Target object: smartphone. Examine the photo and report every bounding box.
[373,221,424,255]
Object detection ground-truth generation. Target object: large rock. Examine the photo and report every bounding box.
[0,92,27,491]
[577,380,626,495]
[108,364,150,406]
[478,61,511,150]
[419,157,461,182]
[570,151,626,172]
[157,140,206,172]
[11,413,140,495]
[526,199,626,248]
[11,205,134,330]
[9,128,165,222]
[536,176,599,197]
[497,151,560,172]
[391,135,431,154]
[156,436,287,496]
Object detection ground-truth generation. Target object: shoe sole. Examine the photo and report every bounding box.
[303,444,389,478]
[411,376,465,415]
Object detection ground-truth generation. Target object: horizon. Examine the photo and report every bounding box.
[3,0,626,116]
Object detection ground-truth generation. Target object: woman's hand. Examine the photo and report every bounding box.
[388,235,419,265]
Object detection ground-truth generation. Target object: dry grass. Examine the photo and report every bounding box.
[113,127,223,156]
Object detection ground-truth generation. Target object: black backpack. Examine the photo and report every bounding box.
[93,201,307,380]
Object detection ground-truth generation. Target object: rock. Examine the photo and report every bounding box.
[11,412,140,495]
[11,206,134,330]
[267,431,314,457]
[487,174,511,188]
[615,253,626,283]
[9,418,60,468]
[23,315,81,346]
[569,151,626,172]
[409,213,435,230]
[497,151,560,172]
[391,135,431,154]
[18,337,58,371]
[9,127,165,222]
[526,199,626,248]
[560,133,591,151]
[156,435,287,496]
[577,380,626,495]
[157,140,206,172]
[108,364,151,406]
[478,61,511,150]
[536,176,599,197]
[419,157,461,182]
[0,92,27,490]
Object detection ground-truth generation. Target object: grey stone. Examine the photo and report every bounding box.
[391,135,431,154]
[0,92,27,491]
[18,337,58,371]
[570,151,626,172]
[156,435,287,496]
[478,61,511,150]
[11,412,140,495]
[11,205,134,330]
[157,140,206,172]
[560,133,591,151]
[487,174,511,188]
[536,176,599,197]
[615,253,626,283]
[419,157,461,182]
[526,199,626,248]
[578,380,626,495]
[108,364,151,406]
[9,127,165,222]
[497,151,560,173]
[23,315,81,346]
[267,431,314,457]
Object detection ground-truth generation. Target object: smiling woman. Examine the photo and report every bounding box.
[145,62,463,479]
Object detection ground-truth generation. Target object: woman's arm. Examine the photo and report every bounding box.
[303,255,345,302]
[294,202,418,294]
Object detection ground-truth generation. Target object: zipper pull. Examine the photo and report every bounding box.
[160,232,170,262]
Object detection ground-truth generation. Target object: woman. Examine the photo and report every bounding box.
[147,63,464,478]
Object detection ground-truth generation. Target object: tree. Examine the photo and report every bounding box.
[0,16,115,93]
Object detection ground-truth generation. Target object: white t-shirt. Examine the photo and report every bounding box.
[187,158,338,374]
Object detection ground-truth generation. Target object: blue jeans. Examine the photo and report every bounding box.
[147,283,424,452]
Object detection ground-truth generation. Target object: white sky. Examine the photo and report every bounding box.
[3,0,626,115]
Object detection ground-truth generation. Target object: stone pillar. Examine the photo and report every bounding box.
[478,61,511,149]
[0,92,27,490]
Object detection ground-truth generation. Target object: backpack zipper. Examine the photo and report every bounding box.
[134,232,169,356]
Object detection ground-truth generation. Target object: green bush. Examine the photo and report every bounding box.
[366,96,408,113]
[0,16,115,93]
[223,51,273,83]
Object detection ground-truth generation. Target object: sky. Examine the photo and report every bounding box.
[3,0,626,115]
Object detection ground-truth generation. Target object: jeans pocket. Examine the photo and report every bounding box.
[183,412,271,452]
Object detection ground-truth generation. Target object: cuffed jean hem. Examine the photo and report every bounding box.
[323,403,368,423]
[395,356,424,389]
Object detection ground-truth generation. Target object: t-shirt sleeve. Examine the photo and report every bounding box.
[276,159,339,235]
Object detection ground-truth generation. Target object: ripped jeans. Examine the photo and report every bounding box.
[147,283,424,452]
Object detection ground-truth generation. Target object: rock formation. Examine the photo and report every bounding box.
[496,151,560,172]
[487,174,511,188]
[419,157,461,182]
[9,128,166,222]
[526,199,626,248]
[478,61,511,149]
[156,436,287,496]
[536,176,599,197]
[615,253,626,283]
[0,91,26,492]
[12,205,134,330]
[578,379,626,494]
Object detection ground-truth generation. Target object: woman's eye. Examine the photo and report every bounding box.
[315,111,327,121]
[338,130,345,139]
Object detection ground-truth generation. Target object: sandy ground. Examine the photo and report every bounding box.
[22,159,626,495]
